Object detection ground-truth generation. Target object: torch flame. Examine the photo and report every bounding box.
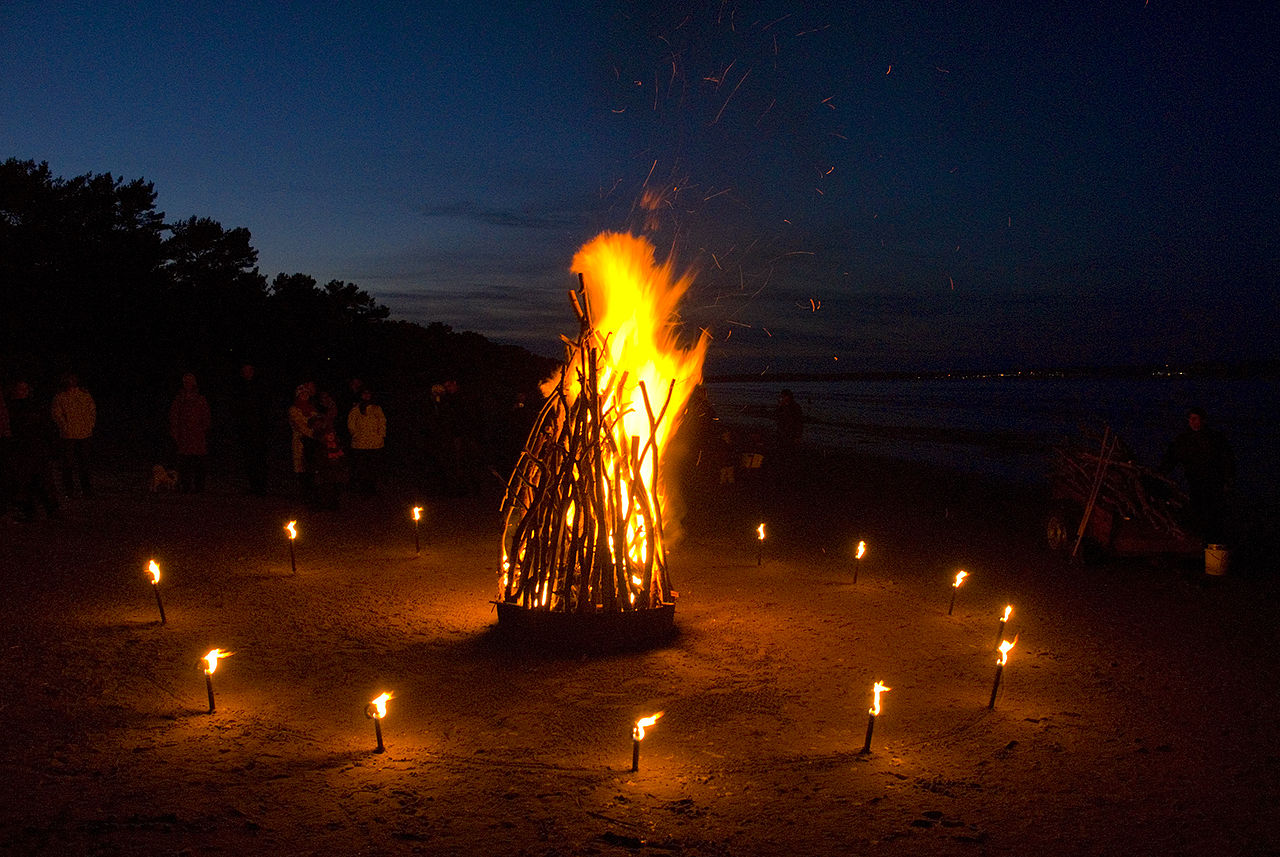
[285,520,298,540]
[412,506,422,522]
[856,540,867,560]
[201,648,233,674]
[997,635,1018,666]
[953,570,968,588]
[147,559,161,584]
[869,680,891,716]
[633,711,664,741]
[369,691,393,719]
[1001,605,1013,623]
[757,523,766,541]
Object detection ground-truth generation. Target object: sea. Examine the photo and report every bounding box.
[702,373,1280,500]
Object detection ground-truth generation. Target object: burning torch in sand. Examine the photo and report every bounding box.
[284,520,298,574]
[411,506,423,555]
[948,570,968,615]
[995,605,1013,647]
[988,636,1018,710]
[366,692,394,753]
[631,712,664,772]
[146,559,166,624]
[860,680,890,754]
[854,540,867,584]
[201,648,233,714]
[756,522,766,567]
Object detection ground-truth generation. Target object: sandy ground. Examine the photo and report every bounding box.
[2,449,1279,857]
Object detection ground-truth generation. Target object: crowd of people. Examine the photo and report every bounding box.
[0,362,535,521]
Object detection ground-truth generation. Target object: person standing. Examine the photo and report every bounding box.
[231,361,271,495]
[347,388,387,496]
[1161,407,1235,545]
[169,373,212,493]
[8,381,60,520]
[288,382,319,505]
[50,373,95,496]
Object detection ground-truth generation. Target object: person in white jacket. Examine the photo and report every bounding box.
[346,388,387,495]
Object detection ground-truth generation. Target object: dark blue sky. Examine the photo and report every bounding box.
[4,2,1277,373]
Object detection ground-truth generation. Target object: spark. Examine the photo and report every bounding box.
[886,65,892,75]
[820,95,837,110]
[711,67,751,126]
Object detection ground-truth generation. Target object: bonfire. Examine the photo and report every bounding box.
[497,233,708,620]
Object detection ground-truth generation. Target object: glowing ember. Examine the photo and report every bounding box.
[634,711,664,740]
[953,570,968,588]
[869,680,891,716]
[147,559,161,584]
[997,636,1017,665]
[499,232,707,613]
[856,540,867,560]
[201,648,232,674]
[369,692,393,719]
[285,520,298,540]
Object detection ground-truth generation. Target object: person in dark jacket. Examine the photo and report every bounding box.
[231,362,271,495]
[1161,407,1235,544]
[169,372,212,493]
[8,381,60,520]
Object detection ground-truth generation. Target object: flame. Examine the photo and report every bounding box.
[757,522,766,541]
[856,540,867,560]
[634,711,664,741]
[285,520,298,540]
[869,680,891,716]
[997,635,1018,666]
[1001,605,1013,623]
[201,648,233,674]
[412,506,422,522]
[503,232,707,610]
[953,570,968,588]
[147,559,161,584]
[566,233,707,555]
[370,691,393,719]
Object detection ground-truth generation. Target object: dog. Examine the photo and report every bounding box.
[149,464,179,492]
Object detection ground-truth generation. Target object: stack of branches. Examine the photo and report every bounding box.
[1051,428,1189,538]
[498,281,674,613]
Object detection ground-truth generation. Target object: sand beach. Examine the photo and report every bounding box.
[1,443,1278,856]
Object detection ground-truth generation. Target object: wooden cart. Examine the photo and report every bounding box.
[1046,427,1201,559]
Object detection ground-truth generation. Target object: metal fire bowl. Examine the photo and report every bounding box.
[492,602,676,653]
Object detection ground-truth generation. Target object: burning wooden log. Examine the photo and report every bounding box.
[497,233,707,626]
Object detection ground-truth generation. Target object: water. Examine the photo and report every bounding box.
[703,375,1280,499]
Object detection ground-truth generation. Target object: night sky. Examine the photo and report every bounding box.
[4,2,1277,373]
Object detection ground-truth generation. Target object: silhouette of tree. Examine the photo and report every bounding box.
[160,216,269,369]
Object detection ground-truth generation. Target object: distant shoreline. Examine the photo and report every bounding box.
[704,359,1280,384]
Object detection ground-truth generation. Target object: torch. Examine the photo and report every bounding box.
[995,605,1013,647]
[146,559,166,625]
[756,522,766,567]
[366,692,394,753]
[947,570,968,615]
[201,648,233,714]
[631,712,664,772]
[411,506,423,555]
[988,636,1018,710]
[284,520,298,574]
[860,680,890,754]
[854,540,867,584]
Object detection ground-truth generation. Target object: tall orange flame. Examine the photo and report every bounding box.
[997,636,1018,666]
[285,520,298,540]
[147,559,161,584]
[856,540,867,560]
[953,570,968,588]
[369,692,393,719]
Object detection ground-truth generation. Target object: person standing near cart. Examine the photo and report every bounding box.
[1161,407,1234,545]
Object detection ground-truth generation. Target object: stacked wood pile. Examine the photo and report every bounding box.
[498,280,674,613]
[1050,428,1190,539]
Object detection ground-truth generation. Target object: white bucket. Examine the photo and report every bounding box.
[1204,544,1229,576]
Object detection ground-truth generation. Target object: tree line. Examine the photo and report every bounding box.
[0,157,556,418]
